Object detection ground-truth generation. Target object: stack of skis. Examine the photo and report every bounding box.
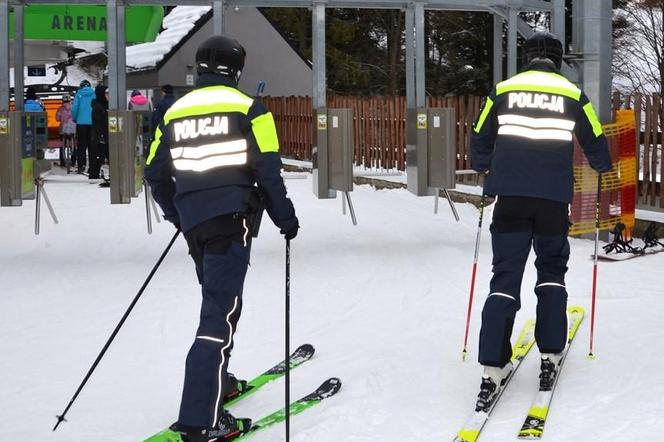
[454,306,584,442]
[596,221,664,261]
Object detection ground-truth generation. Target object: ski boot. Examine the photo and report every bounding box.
[475,362,513,412]
[162,411,252,442]
[223,373,249,402]
[539,353,563,391]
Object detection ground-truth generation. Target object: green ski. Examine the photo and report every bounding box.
[225,343,315,407]
[235,377,342,440]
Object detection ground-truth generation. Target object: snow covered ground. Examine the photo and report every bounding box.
[1,169,663,442]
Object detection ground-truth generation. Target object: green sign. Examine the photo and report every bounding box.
[9,5,163,43]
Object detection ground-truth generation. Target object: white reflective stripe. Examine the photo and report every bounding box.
[498,125,573,141]
[196,335,225,344]
[536,282,566,289]
[498,114,575,131]
[168,89,253,114]
[214,296,240,425]
[488,292,517,301]
[242,218,249,247]
[173,152,247,172]
[170,139,247,160]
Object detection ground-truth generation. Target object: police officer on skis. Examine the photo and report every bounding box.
[470,32,612,410]
[144,35,299,441]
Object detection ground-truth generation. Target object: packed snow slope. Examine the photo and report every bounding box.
[1,170,662,442]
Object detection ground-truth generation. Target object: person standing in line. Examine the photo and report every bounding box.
[128,89,153,111]
[71,80,95,174]
[144,35,299,442]
[469,32,612,410]
[56,95,76,168]
[24,87,45,112]
[88,85,109,181]
[150,84,176,137]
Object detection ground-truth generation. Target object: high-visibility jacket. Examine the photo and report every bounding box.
[144,76,296,233]
[471,63,612,204]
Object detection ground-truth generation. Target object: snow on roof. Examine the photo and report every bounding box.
[126,6,211,71]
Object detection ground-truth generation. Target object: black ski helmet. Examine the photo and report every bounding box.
[523,32,563,69]
[80,79,91,88]
[195,35,246,79]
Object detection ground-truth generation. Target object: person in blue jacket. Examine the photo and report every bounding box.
[150,84,176,139]
[24,87,45,112]
[469,32,612,411]
[71,80,95,173]
[144,35,299,442]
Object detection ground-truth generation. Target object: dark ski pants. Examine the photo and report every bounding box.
[88,142,107,179]
[75,125,92,171]
[179,214,251,428]
[479,196,570,368]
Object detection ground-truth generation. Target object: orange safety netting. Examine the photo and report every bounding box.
[570,109,637,236]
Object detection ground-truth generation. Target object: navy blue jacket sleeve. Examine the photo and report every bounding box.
[470,89,498,173]
[245,102,297,232]
[575,93,612,174]
[144,122,179,223]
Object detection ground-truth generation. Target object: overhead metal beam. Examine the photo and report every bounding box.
[9,0,553,11]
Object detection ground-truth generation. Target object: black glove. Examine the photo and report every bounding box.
[280,216,299,240]
[164,214,181,231]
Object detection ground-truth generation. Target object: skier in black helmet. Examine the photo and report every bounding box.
[144,34,299,442]
[469,32,612,410]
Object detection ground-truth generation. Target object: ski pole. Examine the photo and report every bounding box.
[588,174,602,359]
[53,229,181,431]
[462,191,487,361]
[285,239,291,441]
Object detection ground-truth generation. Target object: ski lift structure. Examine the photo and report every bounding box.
[1,0,612,230]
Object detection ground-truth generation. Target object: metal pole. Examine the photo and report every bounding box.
[144,180,153,234]
[312,2,332,198]
[213,0,225,35]
[0,1,9,111]
[443,188,460,222]
[414,3,425,108]
[344,191,357,226]
[493,13,503,84]
[150,189,161,224]
[107,0,127,112]
[34,180,41,235]
[405,6,415,110]
[551,0,565,41]
[53,230,181,431]
[14,4,25,111]
[40,181,59,225]
[285,239,291,442]
[434,190,439,214]
[506,7,518,77]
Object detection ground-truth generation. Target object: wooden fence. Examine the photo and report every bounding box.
[264,94,663,209]
[263,95,483,173]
